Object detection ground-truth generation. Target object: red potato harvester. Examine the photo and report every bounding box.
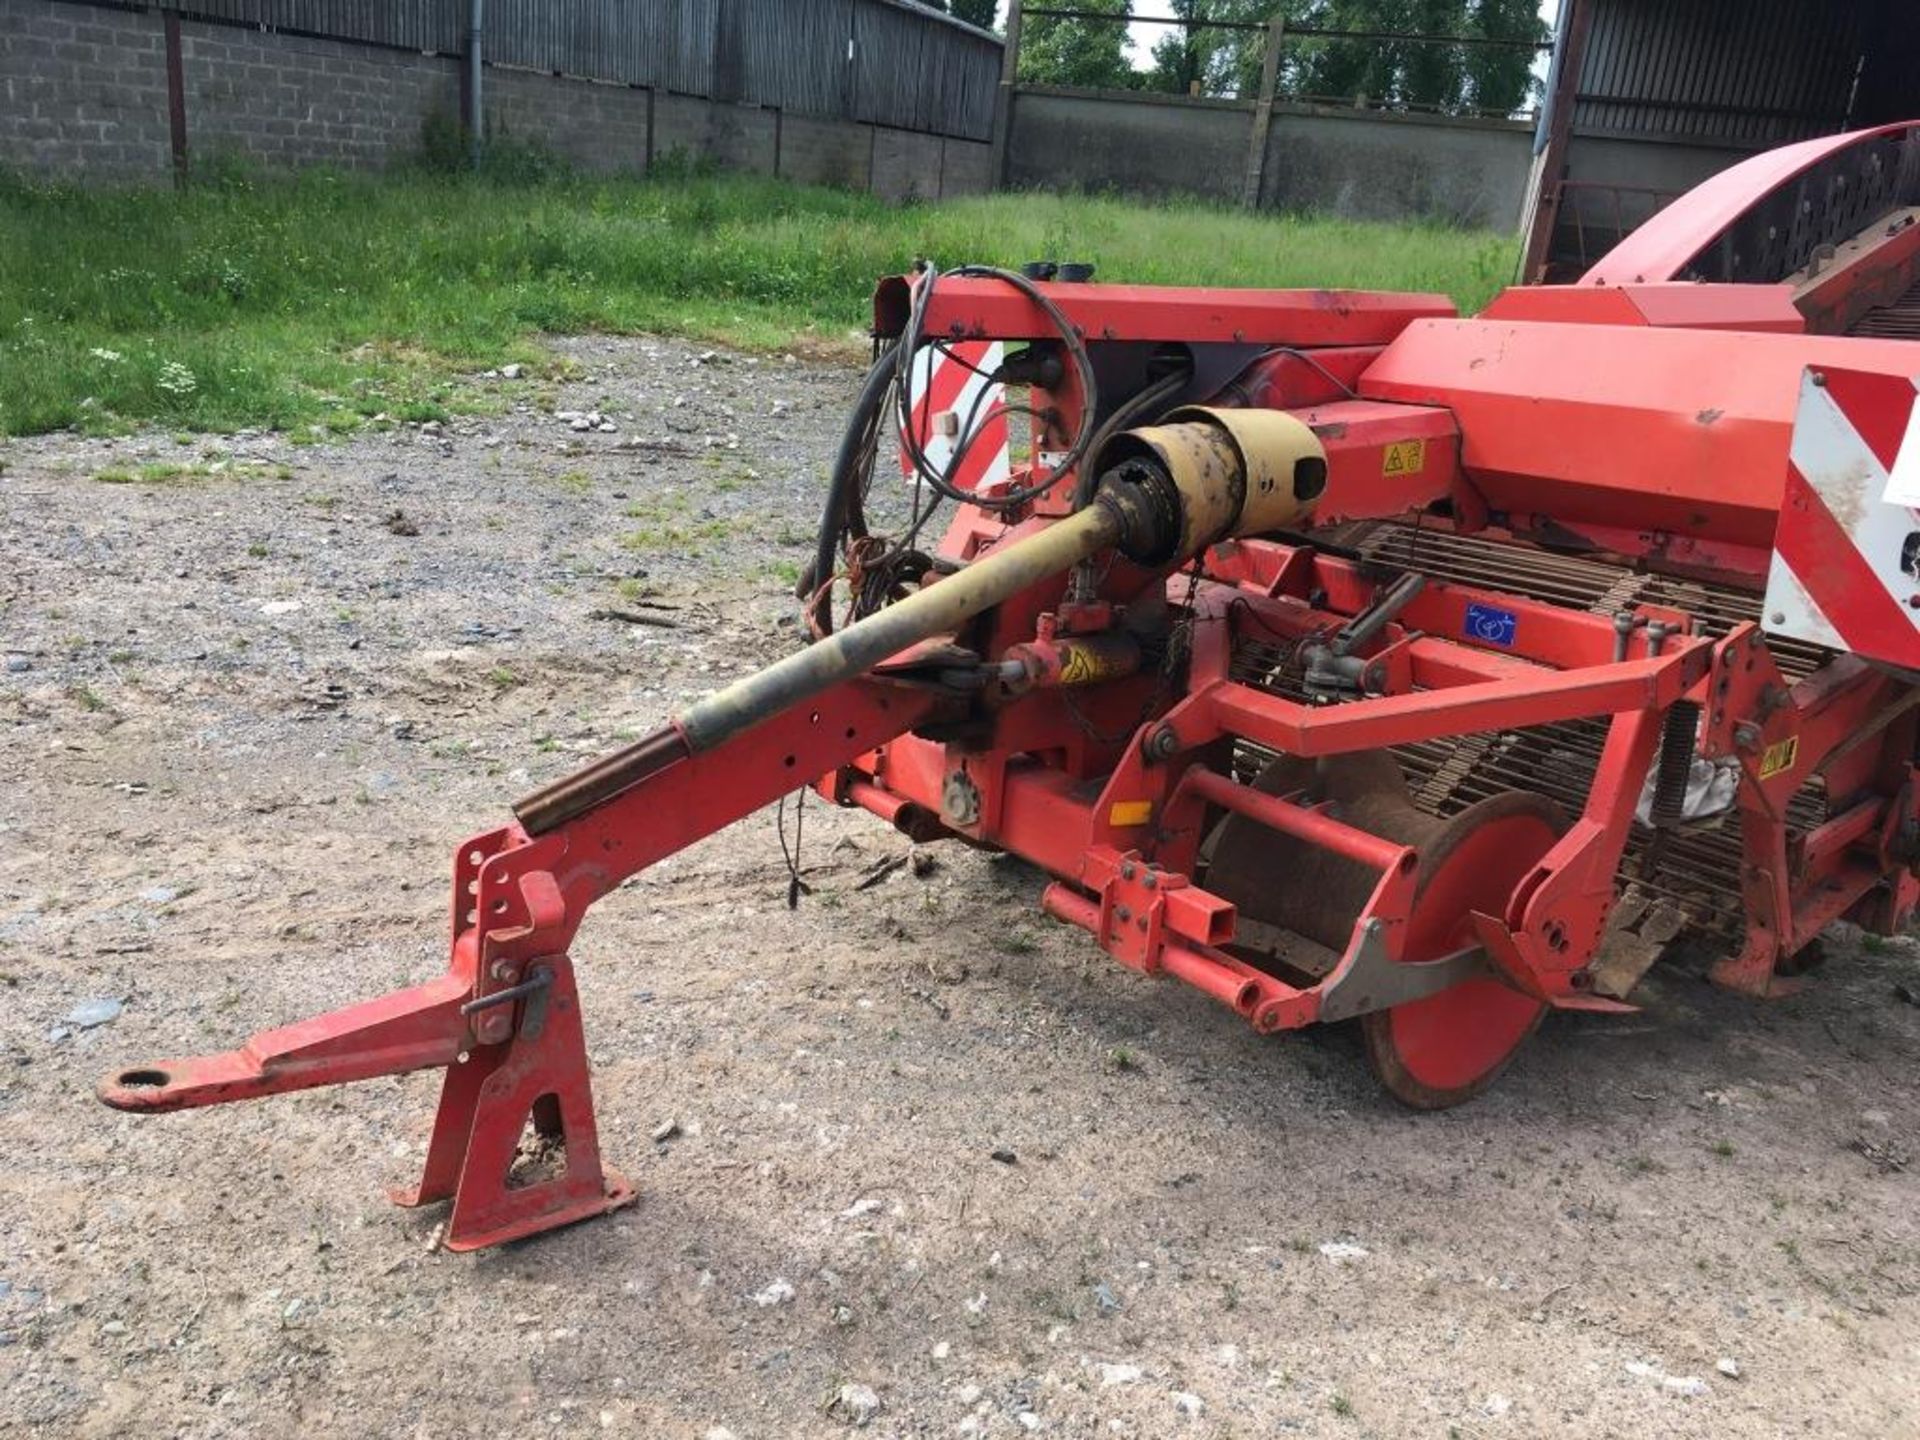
[102,123,1920,1252]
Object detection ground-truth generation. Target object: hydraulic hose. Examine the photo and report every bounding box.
[809,348,899,635]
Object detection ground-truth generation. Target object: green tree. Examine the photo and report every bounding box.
[1459,0,1544,115]
[1143,1,1543,114]
[1018,0,1139,90]
[1288,0,1544,114]
[917,0,1000,25]
[1148,0,1274,99]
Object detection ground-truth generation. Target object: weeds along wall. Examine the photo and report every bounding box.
[0,0,999,198]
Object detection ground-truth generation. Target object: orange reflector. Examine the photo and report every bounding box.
[1109,800,1153,827]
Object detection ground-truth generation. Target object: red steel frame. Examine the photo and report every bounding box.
[1582,122,1920,291]
[99,197,1920,1250]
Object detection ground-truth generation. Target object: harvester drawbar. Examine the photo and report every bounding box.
[104,124,1920,1251]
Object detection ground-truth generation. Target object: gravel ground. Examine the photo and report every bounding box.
[2,335,1918,1440]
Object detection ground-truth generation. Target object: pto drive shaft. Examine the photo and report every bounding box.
[515,406,1327,835]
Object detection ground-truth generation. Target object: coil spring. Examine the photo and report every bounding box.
[1649,701,1702,828]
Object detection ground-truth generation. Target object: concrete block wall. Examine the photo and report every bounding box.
[0,0,172,178]
[179,20,457,171]
[940,138,993,197]
[705,100,779,175]
[872,128,946,203]
[781,112,871,190]
[1262,106,1533,230]
[1006,84,1535,229]
[485,66,650,175]
[1007,89,1249,206]
[0,0,994,202]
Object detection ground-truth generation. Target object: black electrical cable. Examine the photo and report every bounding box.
[843,352,1000,625]
[928,339,1000,382]
[1213,345,1359,406]
[811,263,1104,635]
[808,347,899,635]
[850,364,1003,623]
[894,263,1100,510]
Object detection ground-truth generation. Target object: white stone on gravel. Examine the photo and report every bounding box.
[751,1278,794,1307]
[1172,1391,1205,1419]
[1318,1241,1369,1263]
[65,997,123,1029]
[1716,1357,1741,1379]
[829,1383,882,1427]
[1626,1360,1710,1397]
[1096,1362,1143,1387]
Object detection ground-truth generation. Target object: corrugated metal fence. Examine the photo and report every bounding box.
[140,0,1002,141]
[1574,0,1867,148]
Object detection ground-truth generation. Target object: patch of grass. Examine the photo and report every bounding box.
[96,458,285,485]
[619,493,746,553]
[621,518,743,552]
[991,928,1040,956]
[1709,1139,1736,1158]
[0,166,1516,436]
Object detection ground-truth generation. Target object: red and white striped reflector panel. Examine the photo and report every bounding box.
[1764,367,1920,670]
[899,340,1011,496]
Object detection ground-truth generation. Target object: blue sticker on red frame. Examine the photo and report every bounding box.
[1463,602,1517,647]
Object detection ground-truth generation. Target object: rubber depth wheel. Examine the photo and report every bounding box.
[1361,792,1566,1110]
